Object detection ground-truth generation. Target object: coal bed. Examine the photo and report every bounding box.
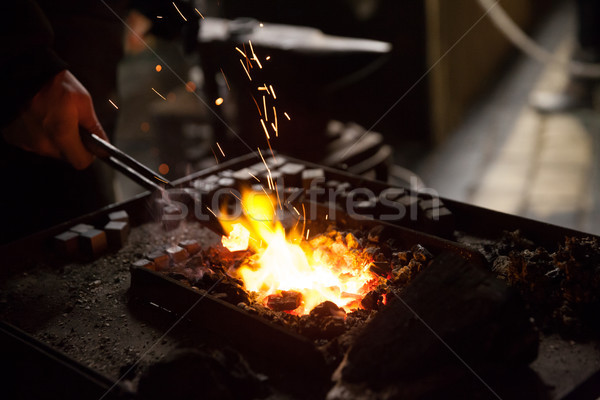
[1,153,599,399]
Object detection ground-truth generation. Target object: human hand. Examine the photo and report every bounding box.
[2,69,108,170]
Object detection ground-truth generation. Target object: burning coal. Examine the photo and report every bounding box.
[219,190,381,315]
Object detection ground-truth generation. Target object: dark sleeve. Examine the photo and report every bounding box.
[0,0,68,128]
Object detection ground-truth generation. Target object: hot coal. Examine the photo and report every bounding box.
[266,291,302,311]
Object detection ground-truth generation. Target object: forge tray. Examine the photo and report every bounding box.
[1,153,599,400]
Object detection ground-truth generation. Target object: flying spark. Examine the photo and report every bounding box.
[152,88,166,100]
[262,96,268,121]
[172,2,187,21]
[248,171,260,182]
[260,119,270,139]
[216,142,225,157]
[194,8,205,19]
[215,97,224,106]
[273,106,278,136]
[220,68,230,91]
[251,95,262,116]
[284,112,291,120]
[240,59,252,80]
[270,85,276,99]
[108,99,118,109]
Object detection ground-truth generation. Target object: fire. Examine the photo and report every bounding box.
[220,190,378,315]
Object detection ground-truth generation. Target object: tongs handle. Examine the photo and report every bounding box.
[80,130,172,192]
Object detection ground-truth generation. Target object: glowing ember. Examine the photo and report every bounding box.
[219,191,379,315]
[222,223,250,252]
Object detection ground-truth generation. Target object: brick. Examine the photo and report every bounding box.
[249,162,269,175]
[79,229,107,259]
[146,250,170,270]
[108,210,129,224]
[54,231,79,257]
[166,245,189,264]
[104,221,130,248]
[267,156,287,168]
[132,259,155,271]
[70,223,94,235]
[232,168,255,187]
[162,204,183,231]
[219,169,235,178]
[217,177,235,188]
[178,239,201,255]
[278,163,305,186]
[302,168,325,190]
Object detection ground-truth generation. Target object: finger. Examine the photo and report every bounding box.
[2,119,60,158]
[48,110,94,170]
[70,78,110,143]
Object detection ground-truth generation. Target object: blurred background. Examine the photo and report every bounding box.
[113,0,599,235]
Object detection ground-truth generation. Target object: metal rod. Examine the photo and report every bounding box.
[81,131,172,191]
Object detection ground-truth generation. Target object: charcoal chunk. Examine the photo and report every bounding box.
[266,291,302,311]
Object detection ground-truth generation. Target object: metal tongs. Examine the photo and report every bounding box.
[81,130,172,192]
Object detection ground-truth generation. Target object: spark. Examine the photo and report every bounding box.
[210,146,219,164]
[260,23,264,27]
[152,88,166,100]
[248,171,260,182]
[206,207,218,218]
[249,40,262,69]
[229,190,242,202]
[216,142,225,157]
[215,97,224,106]
[273,106,278,136]
[275,180,283,210]
[270,85,276,99]
[155,64,162,72]
[258,85,270,94]
[240,59,252,81]
[257,148,271,176]
[235,47,248,58]
[266,138,276,161]
[108,99,118,109]
[262,96,268,121]
[154,175,169,184]
[301,203,307,240]
[172,2,187,21]
[156,15,163,19]
[325,214,329,220]
[293,206,300,215]
[194,8,205,19]
[266,56,271,60]
[284,112,291,120]
[251,95,262,116]
[260,119,270,139]
[220,68,230,91]
[306,229,310,240]
[242,43,252,69]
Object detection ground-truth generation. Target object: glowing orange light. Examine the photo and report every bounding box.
[218,190,378,315]
[158,163,169,175]
[215,97,224,106]
[140,122,150,132]
[185,81,196,92]
[155,64,162,72]
[221,223,250,252]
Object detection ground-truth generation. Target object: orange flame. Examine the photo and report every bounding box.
[220,190,378,315]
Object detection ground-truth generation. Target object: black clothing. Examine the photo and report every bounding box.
[0,0,195,243]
